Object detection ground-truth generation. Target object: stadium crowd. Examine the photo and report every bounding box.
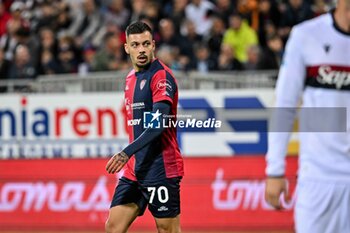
[0,0,332,80]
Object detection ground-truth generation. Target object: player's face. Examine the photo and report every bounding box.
[124,31,155,71]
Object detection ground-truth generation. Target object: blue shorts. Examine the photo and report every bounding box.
[110,177,182,218]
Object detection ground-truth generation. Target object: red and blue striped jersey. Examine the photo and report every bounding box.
[123,59,184,182]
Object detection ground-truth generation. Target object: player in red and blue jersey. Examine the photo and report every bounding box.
[105,21,184,233]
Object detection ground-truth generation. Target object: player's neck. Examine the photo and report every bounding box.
[334,6,350,33]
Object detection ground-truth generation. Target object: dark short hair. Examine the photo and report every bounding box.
[125,21,152,37]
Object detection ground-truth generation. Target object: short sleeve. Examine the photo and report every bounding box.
[150,70,177,104]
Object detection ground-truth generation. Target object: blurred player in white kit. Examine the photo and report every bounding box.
[265,0,350,232]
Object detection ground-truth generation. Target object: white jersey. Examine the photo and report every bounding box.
[266,11,350,182]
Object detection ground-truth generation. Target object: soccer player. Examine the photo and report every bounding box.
[105,21,184,233]
[265,0,350,232]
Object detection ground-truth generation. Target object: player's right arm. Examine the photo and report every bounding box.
[265,26,306,209]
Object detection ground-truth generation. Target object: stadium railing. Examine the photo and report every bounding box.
[0,70,278,93]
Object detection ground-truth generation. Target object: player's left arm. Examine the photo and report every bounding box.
[106,101,171,174]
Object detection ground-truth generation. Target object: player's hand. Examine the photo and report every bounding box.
[105,151,129,174]
[265,177,290,210]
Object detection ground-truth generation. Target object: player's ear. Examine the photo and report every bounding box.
[124,43,130,54]
[152,40,156,51]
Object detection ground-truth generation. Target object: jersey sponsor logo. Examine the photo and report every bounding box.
[127,119,141,126]
[156,80,173,91]
[307,65,350,89]
[140,79,147,90]
[130,102,145,110]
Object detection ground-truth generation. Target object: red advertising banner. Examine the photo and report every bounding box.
[0,157,297,231]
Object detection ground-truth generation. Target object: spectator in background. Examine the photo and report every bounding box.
[217,43,243,71]
[0,47,10,79]
[104,0,130,30]
[190,42,217,73]
[142,1,162,32]
[279,0,313,43]
[158,18,193,70]
[223,13,258,63]
[167,0,188,34]
[78,48,96,76]
[129,0,146,22]
[244,45,262,70]
[57,36,79,74]
[92,32,127,71]
[215,0,234,26]
[257,0,281,47]
[182,19,203,45]
[0,1,11,37]
[0,47,10,92]
[0,1,26,62]
[259,34,283,70]
[40,49,60,75]
[38,27,58,58]
[206,15,226,61]
[64,0,103,48]
[185,0,215,36]
[54,2,73,36]
[33,1,57,32]
[156,45,182,71]
[8,44,36,79]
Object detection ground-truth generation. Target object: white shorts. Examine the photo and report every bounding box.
[295,179,350,233]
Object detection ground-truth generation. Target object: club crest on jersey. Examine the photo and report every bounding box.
[140,79,147,90]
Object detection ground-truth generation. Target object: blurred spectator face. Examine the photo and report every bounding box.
[84,0,96,14]
[41,50,53,64]
[10,1,24,19]
[15,45,30,66]
[220,43,234,57]
[195,46,209,61]
[83,49,95,64]
[289,0,302,9]
[212,17,225,34]
[124,30,155,70]
[110,0,124,12]
[267,36,283,52]
[40,28,55,49]
[106,35,121,51]
[265,21,276,37]
[174,0,188,12]
[217,0,230,9]
[156,46,175,67]
[59,47,74,63]
[185,20,197,36]
[6,19,21,35]
[132,0,146,15]
[192,0,202,7]
[259,0,271,13]
[144,2,159,19]
[229,15,242,30]
[247,45,260,64]
[41,3,55,18]
[159,19,175,40]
